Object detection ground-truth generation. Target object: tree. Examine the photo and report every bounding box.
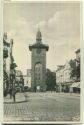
[76,61,80,81]
[69,59,76,81]
[69,59,80,82]
[46,69,56,91]
[10,61,17,98]
[3,70,9,97]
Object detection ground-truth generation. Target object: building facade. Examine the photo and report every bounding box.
[16,70,24,91]
[3,33,17,96]
[56,62,72,92]
[16,70,23,82]
[23,75,28,86]
[56,49,80,93]
[27,69,31,87]
[29,30,49,92]
[3,33,10,93]
[70,49,80,93]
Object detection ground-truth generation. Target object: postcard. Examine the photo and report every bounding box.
[1,0,84,124]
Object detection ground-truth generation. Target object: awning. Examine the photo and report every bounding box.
[70,82,80,88]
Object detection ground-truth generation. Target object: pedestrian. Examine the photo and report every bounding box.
[51,87,53,93]
[34,86,36,92]
[24,92,28,101]
[13,93,15,102]
[54,86,56,93]
[13,89,16,102]
[10,88,12,99]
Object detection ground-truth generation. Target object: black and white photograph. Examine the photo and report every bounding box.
[3,1,81,123]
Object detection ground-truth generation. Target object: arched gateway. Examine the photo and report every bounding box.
[29,29,49,92]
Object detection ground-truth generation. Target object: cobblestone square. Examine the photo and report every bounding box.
[4,92,80,122]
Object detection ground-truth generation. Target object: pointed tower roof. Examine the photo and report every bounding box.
[29,29,49,51]
[36,28,42,43]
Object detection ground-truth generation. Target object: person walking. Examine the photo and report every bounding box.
[24,92,28,102]
[54,85,56,93]
[10,88,12,99]
[13,88,16,102]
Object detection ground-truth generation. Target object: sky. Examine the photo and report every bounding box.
[4,2,81,75]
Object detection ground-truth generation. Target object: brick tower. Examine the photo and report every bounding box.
[29,29,49,92]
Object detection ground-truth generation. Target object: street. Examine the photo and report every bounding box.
[4,92,80,122]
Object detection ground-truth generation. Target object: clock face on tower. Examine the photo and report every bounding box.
[36,49,41,54]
